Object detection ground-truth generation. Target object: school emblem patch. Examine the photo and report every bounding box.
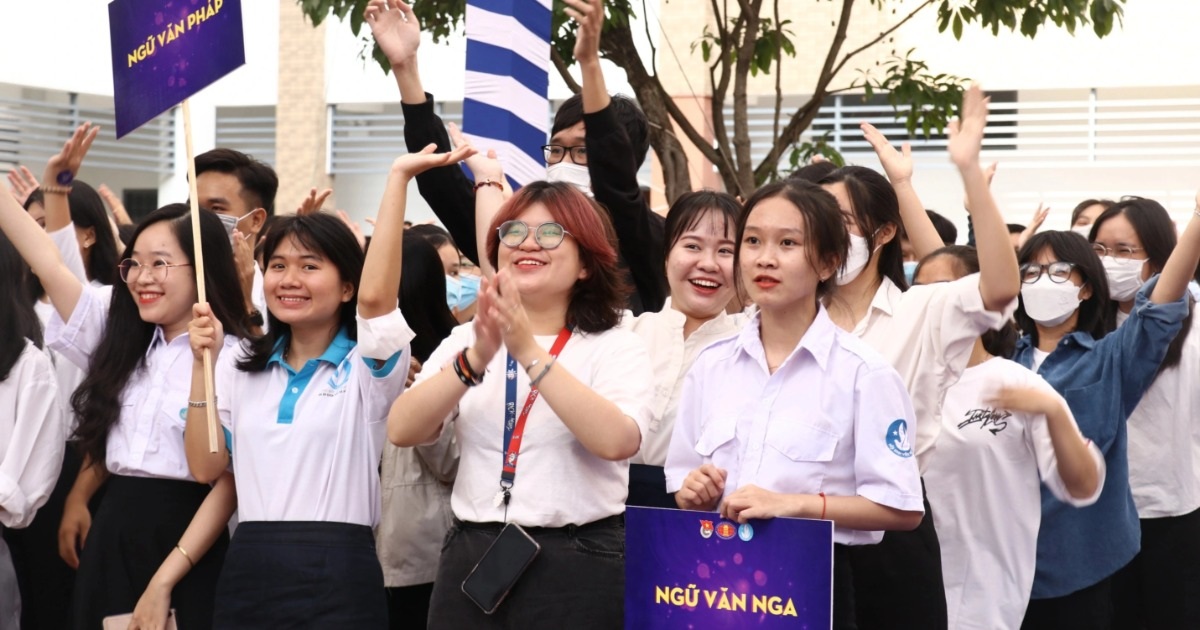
[715,522,736,540]
[700,520,714,539]
[886,419,913,458]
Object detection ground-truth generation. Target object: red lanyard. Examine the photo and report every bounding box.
[497,327,572,507]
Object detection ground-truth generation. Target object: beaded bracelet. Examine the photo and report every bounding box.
[41,183,72,195]
[473,179,503,192]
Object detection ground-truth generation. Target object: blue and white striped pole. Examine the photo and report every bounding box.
[463,0,552,189]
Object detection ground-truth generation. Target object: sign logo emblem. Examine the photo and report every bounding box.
[737,523,754,542]
[699,520,714,539]
[716,522,736,540]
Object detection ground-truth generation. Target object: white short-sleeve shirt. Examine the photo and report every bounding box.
[0,340,66,528]
[924,358,1104,630]
[46,284,236,480]
[853,273,1016,472]
[620,299,745,466]
[415,323,654,528]
[665,307,925,545]
[217,308,414,527]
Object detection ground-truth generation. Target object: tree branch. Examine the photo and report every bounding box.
[828,0,934,82]
[550,47,583,94]
[641,0,658,73]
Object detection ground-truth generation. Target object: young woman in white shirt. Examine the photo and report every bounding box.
[817,86,1021,630]
[624,190,745,508]
[1085,198,1200,629]
[183,146,461,628]
[0,176,248,628]
[0,228,66,630]
[5,123,121,630]
[388,176,654,629]
[665,178,925,629]
[913,245,1104,630]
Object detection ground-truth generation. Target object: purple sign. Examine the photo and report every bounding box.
[108,0,245,138]
[625,507,833,629]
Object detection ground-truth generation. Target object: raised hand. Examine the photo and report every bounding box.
[448,123,507,190]
[44,122,100,187]
[565,0,603,65]
[947,85,990,170]
[230,230,257,307]
[365,0,421,69]
[676,463,727,511]
[1018,203,1050,248]
[391,142,478,181]
[98,183,133,225]
[335,209,368,251]
[295,187,332,216]
[7,166,39,205]
[487,269,537,363]
[189,302,225,362]
[469,276,504,368]
[861,122,913,185]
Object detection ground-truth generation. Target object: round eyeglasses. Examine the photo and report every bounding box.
[497,221,573,250]
[541,144,587,165]
[1091,243,1146,261]
[1019,261,1077,284]
[118,258,192,283]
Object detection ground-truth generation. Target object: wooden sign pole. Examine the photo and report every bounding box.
[181,99,219,453]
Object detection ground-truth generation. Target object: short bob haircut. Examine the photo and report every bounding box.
[734,179,848,305]
[1015,230,1114,346]
[485,181,627,333]
[1091,197,1195,373]
[819,165,908,290]
[238,212,366,372]
[662,190,742,267]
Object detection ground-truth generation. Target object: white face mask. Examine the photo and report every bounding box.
[1021,275,1083,327]
[836,233,873,286]
[217,210,260,241]
[1103,256,1146,302]
[545,162,593,197]
[1071,225,1093,240]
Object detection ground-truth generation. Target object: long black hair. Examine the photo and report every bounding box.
[662,190,742,267]
[71,205,250,466]
[238,212,365,372]
[819,165,908,290]
[0,229,43,381]
[399,232,458,363]
[1091,197,1194,374]
[1014,231,1115,348]
[23,183,120,300]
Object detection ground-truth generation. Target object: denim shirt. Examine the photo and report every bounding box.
[1012,276,1188,598]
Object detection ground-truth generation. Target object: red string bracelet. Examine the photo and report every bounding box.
[819,492,827,520]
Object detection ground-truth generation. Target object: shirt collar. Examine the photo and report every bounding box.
[734,305,836,371]
[1016,330,1096,354]
[663,296,735,335]
[870,276,901,318]
[268,327,355,370]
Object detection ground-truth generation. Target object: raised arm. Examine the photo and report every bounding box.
[568,0,668,313]
[862,123,943,260]
[0,184,84,321]
[948,86,1020,312]
[1149,199,1200,305]
[367,0,480,263]
[989,385,1101,501]
[447,124,508,280]
[360,143,477,318]
[185,303,230,483]
[42,122,99,233]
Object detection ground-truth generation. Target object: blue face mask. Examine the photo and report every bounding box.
[903,260,919,285]
[446,274,481,312]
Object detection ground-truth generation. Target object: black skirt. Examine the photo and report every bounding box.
[70,475,227,630]
[213,521,387,629]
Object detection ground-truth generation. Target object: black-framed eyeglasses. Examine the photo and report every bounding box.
[1020,261,1077,284]
[497,221,573,250]
[118,258,192,283]
[541,144,587,165]
[1091,243,1146,261]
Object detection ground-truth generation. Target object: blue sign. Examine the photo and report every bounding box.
[108,0,245,138]
[625,507,833,629]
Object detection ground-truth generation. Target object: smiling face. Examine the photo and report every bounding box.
[667,209,736,321]
[125,220,197,338]
[739,197,831,313]
[496,202,586,304]
[263,234,354,331]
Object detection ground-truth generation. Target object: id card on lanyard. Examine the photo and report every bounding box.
[494,327,572,513]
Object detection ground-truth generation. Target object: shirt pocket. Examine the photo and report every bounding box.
[763,421,839,494]
[695,419,737,458]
